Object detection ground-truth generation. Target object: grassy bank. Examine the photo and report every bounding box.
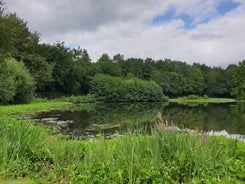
[169,96,237,104]
[0,101,244,183]
[0,101,72,116]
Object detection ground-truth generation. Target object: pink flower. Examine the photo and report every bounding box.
[155,122,165,132]
[200,130,209,144]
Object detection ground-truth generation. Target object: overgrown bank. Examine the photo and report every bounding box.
[0,102,244,183]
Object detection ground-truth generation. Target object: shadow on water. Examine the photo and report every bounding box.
[32,102,245,139]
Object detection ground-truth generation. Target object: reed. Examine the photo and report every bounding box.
[0,118,49,178]
[69,128,244,183]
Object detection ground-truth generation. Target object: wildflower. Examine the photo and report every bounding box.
[200,130,209,144]
[155,122,165,132]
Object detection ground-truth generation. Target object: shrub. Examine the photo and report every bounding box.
[203,94,209,99]
[90,74,166,102]
[0,58,35,104]
[187,94,199,100]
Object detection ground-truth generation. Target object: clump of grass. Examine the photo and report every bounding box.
[0,118,49,178]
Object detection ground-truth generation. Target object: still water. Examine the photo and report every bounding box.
[32,102,245,140]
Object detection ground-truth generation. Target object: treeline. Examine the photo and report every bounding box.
[0,2,244,104]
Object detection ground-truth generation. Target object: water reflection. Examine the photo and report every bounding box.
[32,102,245,139]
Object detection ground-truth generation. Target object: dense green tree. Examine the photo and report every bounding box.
[22,54,53,96]
[206,67,230,97]
[96,53,122,76]
[72,49,93,94]
[0,59,16,103]
[33,42,75,96]
[142,58,154,80]
[119,58,144,78]
[185,67,205,95]
[229,61,245,99]
[0,58,35,104]
[113,54,124,63]
[153,71,184,97]
[0,4,12,57]
[0,8,39,59]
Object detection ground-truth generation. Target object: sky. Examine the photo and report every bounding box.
[4,0,245,67]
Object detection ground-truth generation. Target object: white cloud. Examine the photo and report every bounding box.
[4,0,245,67]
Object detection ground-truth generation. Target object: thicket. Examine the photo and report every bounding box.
[90,74,167,102]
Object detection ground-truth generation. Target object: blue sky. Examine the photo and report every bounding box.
[153,0,240,29]
[5,0,245,67]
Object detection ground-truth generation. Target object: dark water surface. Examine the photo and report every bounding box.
[32,102,245,140]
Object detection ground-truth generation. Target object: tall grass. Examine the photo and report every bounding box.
[0,118,49,178]
[0,118,244,183]
[69,129,245,183]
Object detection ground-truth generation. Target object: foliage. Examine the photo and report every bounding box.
[0,9,39,59]
[0,60,16,103]
[90,74,166,102]
[206,67,230,97]
[0,58,35,104]
[230,61,245,99]
[186,94,199,100]
[96,53,122,76]
[22,54,54,96]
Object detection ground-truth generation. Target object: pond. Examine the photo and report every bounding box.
[32,102,245,140]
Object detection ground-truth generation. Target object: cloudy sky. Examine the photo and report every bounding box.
[4,0,245,67]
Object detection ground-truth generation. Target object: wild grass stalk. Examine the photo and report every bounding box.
[0,118,49,178]
[69,126,244,183]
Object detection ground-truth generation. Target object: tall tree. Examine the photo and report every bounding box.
[96,53,122,76]
[230,60,245,99]
[185,66,205,95]
[22,54,53,96]
[206,67,229,97]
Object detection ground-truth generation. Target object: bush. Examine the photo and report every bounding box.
[90,74,166,102]
[187,94,199,100]
[0,59,16,103]
[203,94,209,99]
[0,58,35,104]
